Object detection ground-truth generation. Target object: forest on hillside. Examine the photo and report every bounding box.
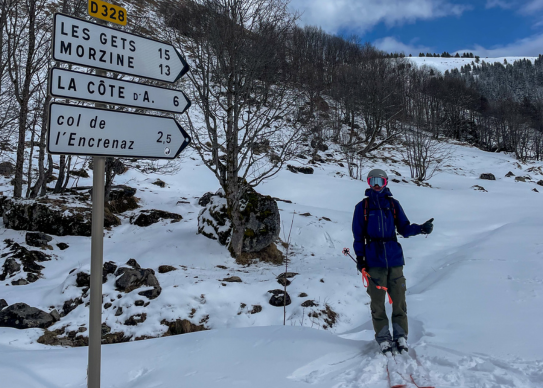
[1,0,542,210]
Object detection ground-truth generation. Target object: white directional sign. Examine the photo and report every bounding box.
[47,103,191,159]
[49,68,191,114]
[52,13,189,83]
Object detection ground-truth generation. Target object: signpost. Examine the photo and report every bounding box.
[48,103,190,158]
[52,13,189,82]
[88,0,127,26]
[49,9,192,388]
[49,68,191,114]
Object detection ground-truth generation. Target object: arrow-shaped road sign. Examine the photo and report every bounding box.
[52,13,189,83]
[47,103,191,159]
[49,68,191,114]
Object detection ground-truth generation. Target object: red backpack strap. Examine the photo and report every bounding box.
[363,198,368,222]
[388,197,398,226]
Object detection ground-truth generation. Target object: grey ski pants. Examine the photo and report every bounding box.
[366,266,408,344]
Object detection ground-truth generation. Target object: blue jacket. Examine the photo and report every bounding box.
[352,187,422,268]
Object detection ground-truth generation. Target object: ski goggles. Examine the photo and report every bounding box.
[367,177,387,187]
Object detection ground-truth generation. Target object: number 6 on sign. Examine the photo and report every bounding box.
[88,0,127,26]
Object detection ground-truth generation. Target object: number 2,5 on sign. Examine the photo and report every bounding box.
[88,0,127,26]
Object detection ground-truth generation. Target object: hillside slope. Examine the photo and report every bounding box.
[1,138,543,387]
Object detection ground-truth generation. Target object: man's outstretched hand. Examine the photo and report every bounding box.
[421,218,434,235]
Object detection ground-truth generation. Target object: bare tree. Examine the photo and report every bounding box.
[163,0,302,258]
[401,127,453,181]
[4,0,51,197]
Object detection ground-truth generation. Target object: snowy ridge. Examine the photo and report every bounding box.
[408,56,538,73]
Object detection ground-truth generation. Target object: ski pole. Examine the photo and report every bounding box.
[342,247,357,263]
[342,248,393,304]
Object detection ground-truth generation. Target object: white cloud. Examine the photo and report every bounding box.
[520,0,543,13]
[485,0,514,9]
[455,33,543,57]
[373,37,432,55]
[289,0,471,34]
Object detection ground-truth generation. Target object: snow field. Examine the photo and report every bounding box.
[0,136,543,387]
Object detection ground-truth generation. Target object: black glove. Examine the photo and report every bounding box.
[356,256,368,272]
[420,218,434,235]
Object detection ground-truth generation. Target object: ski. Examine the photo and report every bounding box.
[410,374,435,388]
[385,351,416,388]
[393,349,435,388]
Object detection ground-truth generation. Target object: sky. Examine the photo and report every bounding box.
[288,0,543,57]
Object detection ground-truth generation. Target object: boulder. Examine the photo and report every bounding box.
[537,180,543,187]
[277,278,290,287]
[124,313,147,326]
[103,261,117,283]
[126,258,141,269]
[0,303,55,329]
[198,187,281,259]
[515,176,526,182]
[0,240,50,282]
[198,192,214,207]
[505,171,515,177]
[2,198,120,236]
[70,169,89,178]
[76,272,90,287]
[162,319,207,336]
[1,258,21,279]
[11,279,29,286]
[222,276,242,283]
[158,265,177,274]
[25,232,53,248]
[310,138,328,152]
[0,299,8,311]
[287,165,314,174]
[197,190,231,245]
[152,179,166,188]
[268,289,291,307]
[57,242,69,250]
[249,305,262,314]
[130,210,182,227]
[479,173,495,180]
[62,298,83,316]
[108,185,139,214]
[115,267,161,299]
[301,300,319,307]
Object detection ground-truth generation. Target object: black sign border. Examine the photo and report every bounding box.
[48,67,192,114]
[52,13,190,84]
[47,102,191,159]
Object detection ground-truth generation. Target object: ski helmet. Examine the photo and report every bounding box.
[367,169,388,188]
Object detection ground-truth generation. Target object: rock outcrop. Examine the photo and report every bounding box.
[197,188,281,259]
[114,260,161,300]
[2,198,120,236]
[0,303,55,329]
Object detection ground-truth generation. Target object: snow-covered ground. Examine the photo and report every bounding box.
[1,138,543,387]
[408,56,538,73]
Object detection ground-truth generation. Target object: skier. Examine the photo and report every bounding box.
[352,169,433,355]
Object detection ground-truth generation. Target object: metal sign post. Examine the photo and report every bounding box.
[48,9,191,388]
